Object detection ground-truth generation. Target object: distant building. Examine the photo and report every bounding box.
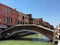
[0,3,54,32]
[32,18,43,25]
[26,14,33,24]
[17,11,29,24]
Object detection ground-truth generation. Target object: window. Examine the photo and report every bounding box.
[18,21,23,24]
[4,17,7,23]
[23,16,24,20]
[7,18,12,23]
[15,20,19,24]
[4,17,12,23]
[7,10,12,14]
[3,9,7,13]
[25,16,29,19]
[0,17,2,22]
[3,8,12,14]
[15,20,23,24]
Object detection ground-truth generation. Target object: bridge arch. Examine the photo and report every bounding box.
[1,24,54,40]
[5,30,39,38]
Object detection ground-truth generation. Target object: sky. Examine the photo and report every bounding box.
[0,0,60,27]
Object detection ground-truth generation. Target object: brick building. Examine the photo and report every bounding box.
[32,18,43,25]
[0,3,54,31]
[42,21,54,29]
[26,14,33,24]
[17,12,32,24]
[0,3,18,27]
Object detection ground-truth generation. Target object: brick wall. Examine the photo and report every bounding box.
[0,3,18,26]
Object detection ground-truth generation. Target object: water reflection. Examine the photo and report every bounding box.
[6,36,51,42]
[10,37,50,42]
[32,38,50,42]
[8,31,51,42]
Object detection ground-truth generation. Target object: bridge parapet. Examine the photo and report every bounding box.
[0,24,54,40]
[15,24,54,32]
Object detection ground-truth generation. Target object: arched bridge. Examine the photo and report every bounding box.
[0,24,54,40]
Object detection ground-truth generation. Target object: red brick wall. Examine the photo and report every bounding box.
[0,4,18,26]
[0,3,54,29]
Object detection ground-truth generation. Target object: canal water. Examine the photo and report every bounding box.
[28,33,51,42]
[32,37,50,42]
[9,32,51,42]
[16,33,51,42]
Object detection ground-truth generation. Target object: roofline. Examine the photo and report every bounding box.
[0,3,16,11]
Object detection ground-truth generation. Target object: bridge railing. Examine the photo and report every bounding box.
[15,24,54,32]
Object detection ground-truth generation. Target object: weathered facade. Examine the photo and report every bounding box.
[0,3,18,26]
[42,21,54,29]
[17,12,31,24]
[0,3,54,30]
[32,18,43,25]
